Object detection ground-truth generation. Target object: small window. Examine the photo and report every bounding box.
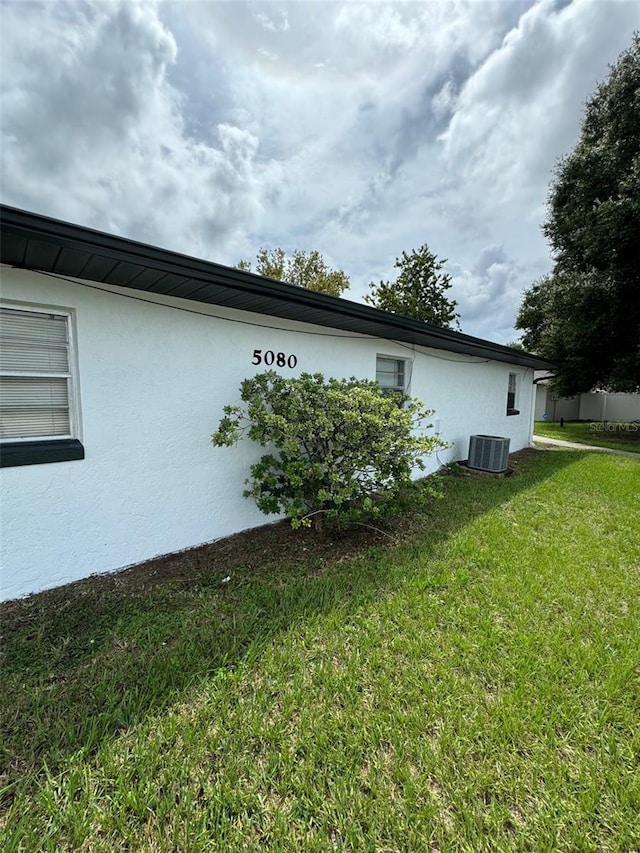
[376,356,406,396]
[0,305,84,467]
[507,372,519,415]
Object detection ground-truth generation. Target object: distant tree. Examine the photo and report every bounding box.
[237,248,350,297]
[516,34,640,395]
[365,245,459,329]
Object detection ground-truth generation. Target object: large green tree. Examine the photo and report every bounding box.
[365,245,459,329]
[516,34,640,395]
[237,248,350,297]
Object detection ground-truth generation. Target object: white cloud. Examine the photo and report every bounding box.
[256,9,289,33]
[1,0,637,341]
[439,0,639,226]
[432,80,458,121]
[449,246,536,342]
[0,0,282,259]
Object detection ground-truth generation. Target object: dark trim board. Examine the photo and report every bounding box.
[0,439,85,468]
[0,204,555,371]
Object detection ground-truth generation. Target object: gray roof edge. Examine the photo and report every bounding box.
[0,204,554,370]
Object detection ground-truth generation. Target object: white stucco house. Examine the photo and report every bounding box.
[0,206,552,601]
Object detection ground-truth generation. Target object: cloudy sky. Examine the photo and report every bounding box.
[1,0,637,342]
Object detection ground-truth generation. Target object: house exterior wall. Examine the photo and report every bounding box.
[1,268,535,601]
[559,397,580,420]
[533,384,580,422]
[550,394,580,422]
[534,385,547,421]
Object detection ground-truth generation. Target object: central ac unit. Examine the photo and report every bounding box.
[468,435,510,473]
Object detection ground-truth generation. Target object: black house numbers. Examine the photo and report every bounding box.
[252,349,298,368]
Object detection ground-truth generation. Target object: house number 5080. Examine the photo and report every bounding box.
[252,349,298,368]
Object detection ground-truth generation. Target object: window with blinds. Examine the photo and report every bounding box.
[376,356,406,395]
[0,306,74,441]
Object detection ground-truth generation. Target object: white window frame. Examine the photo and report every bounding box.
[0,302,81,444]
[507,372,519,415]
[376,355,409,396]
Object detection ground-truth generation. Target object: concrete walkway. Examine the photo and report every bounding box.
[533,435,640,459]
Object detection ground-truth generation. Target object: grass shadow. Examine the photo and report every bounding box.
[0,448,586,806]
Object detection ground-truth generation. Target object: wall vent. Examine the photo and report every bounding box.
[468,435,511,473]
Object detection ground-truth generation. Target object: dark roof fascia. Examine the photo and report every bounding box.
[0,204,553,370]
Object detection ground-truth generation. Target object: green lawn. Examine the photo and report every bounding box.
[534,420,640,453]
[2,449,639,851]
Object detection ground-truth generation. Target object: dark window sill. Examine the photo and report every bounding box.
[0,439,85,468]
[506,408,520,417]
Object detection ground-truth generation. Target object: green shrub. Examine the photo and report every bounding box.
[212,371,448,528]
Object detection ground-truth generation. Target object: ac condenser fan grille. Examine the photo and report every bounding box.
[468,435,510,473]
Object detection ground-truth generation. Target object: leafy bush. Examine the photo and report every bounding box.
[212,371,448,528]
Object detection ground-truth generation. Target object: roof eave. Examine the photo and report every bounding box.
[0,204,555,371]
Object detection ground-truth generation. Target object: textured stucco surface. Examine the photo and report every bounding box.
[1,268,535,600]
